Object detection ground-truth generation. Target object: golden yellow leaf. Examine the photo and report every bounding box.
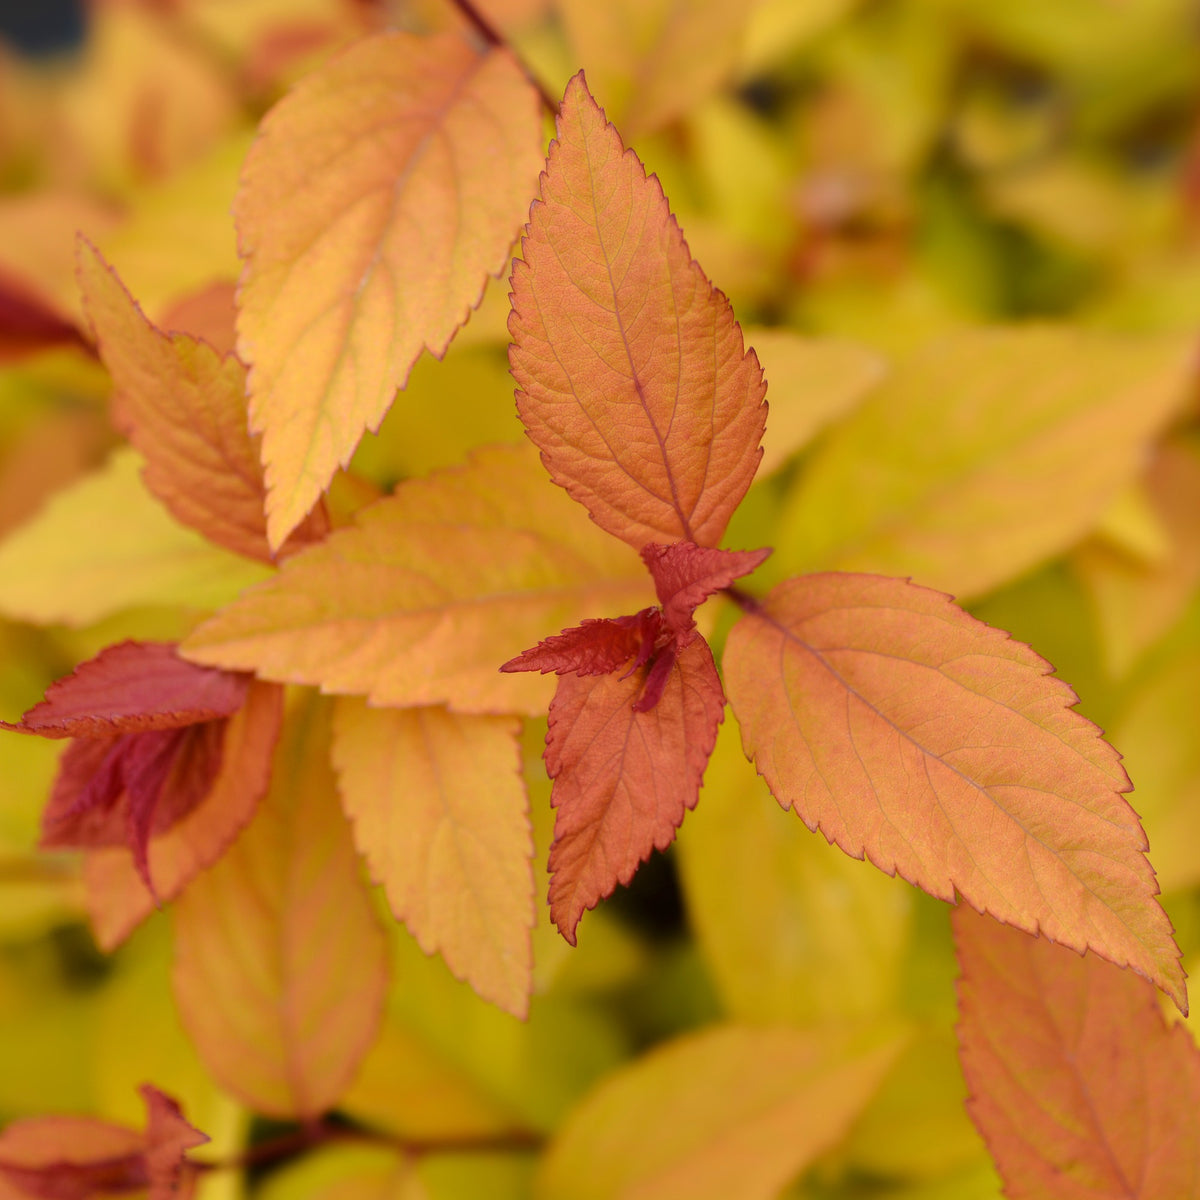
[172,696,388,1118]
[233,31,543,548]
[676,719,912,1025]
[748,328,885,477]
[181,445,652,716]
[771,326,1196,599]
[1075,438,1200,676]
[535,1023,906,1200]
[557,0,749,138]
[0,449,271,627]
[331,699,534,1016]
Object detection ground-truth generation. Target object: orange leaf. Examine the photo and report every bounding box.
[509,72,766,551]
[953,905,1200,1198]
[332,700,533,1017]
[83,679,283,950]
[234,30,543,549]
[724,573,1186,1012]
[77,241,326,563]
[181,444,653,716]
[171,694,387,1119]
[546,636,724,943]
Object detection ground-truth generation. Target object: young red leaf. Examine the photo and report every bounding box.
[3,641,269,905]
[82,679,283,949]
[11,640,248,738]
[545,636,724,943]
[953,906,1200,1198]
[500,608,662,677]
[724,573,1187,1012]
[640,542,770,640]
[76,240,326,564]
[509,72,766,551]
[234,31,543,549]
[0,1086,207,1200]
[332,700,534,1017]
[172,695,387,1119]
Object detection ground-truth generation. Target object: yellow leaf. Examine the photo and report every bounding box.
[331,700,534,1017]
[1111,647,1200,894]
[181,444,652,716]
[748,328,885,477]
[233,31,543,548]
[98,131,252,321]
[171,695,388,1119]
[557,0,749,138]
[0,449,271,627]
[771,326,1196,599]
[535,1023,906,1200]
[256,1146,427,1200]
[1075,438,1200,676]
[676,720,912,1025]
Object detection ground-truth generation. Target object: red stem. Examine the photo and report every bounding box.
[445,0,559,115]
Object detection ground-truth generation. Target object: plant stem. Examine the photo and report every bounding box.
[446,0,559,115]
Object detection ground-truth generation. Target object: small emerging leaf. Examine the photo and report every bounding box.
[641,542,769,640]
[954,906,1200,1198]
[235,31,543,548]
[546,636,724,943]
[510,73,766,551]
[724,572,1187,1012]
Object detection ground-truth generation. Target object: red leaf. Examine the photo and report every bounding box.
[545,636,725,943]
[0,1086,207,1200]
[953,906,1200,1199]
[83,680,284,950]
[500,608,663,677]
[724,573,1187,1012]
[41,723,225,897]
[139,1087,208,1200]
[641,542,770,639]
[509,72,766,551]
[10,641,248,738]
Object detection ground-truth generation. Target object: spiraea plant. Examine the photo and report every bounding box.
[1,2,1200,1198]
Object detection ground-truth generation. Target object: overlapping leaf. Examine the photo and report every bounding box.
[770,326,1196,598]
[83,679,283,950]
[0,448,270,626]
[234,30,544,548]
[77,241,326,563]
[954,905,1200,1198]
[509,73,766,551]
[545,636,724,943]
[724,572,1186,1011]
[181,444,653,715]
[331,699,534,1017]
[536,1023,906,1200]
[172,695,386,1119]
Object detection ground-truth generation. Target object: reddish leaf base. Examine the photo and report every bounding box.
[0,1085,208,1200]
[503,541,767,941]
[3,641,253,900]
